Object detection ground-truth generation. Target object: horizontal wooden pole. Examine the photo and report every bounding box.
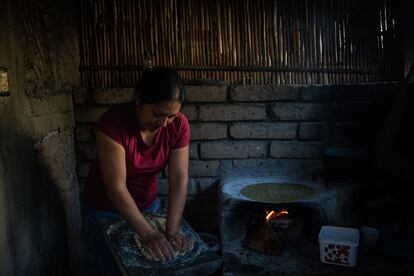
[79,65,383,74]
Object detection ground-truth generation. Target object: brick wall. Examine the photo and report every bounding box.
[74,83,396,232]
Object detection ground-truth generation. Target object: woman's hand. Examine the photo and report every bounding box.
[165,231,194,252]
[141,229,176,261]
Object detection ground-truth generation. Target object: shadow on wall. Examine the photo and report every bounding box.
[0,129,81,275]
[183,180,220,234]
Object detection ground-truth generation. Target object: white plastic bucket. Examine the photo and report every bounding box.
[318,226,360,267]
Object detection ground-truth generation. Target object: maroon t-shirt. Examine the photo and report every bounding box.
[85,102,190,211]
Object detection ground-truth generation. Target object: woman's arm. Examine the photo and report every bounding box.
[165,145,193,251]
[96,130,175,260]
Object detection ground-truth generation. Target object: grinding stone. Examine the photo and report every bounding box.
[101,210,222,276]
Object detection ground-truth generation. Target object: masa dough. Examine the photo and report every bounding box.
[133,217,186,261]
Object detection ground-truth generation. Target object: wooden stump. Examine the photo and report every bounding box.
[248,224,282,255]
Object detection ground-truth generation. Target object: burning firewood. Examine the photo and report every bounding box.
[248,223,282,255]
[248,208,303,255]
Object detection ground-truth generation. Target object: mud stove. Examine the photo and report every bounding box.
[218,176,357,274]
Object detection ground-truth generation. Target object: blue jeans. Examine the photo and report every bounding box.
[88,199,161,276]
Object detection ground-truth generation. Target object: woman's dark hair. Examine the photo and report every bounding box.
[135,68,186,104]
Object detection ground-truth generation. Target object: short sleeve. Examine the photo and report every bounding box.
[96,109,123,145]
[172,114,190,149]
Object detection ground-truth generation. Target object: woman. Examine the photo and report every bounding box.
[85,69,193,275]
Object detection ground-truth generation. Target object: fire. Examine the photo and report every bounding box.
[265,208,289,222]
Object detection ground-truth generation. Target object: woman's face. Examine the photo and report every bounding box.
[136,99,182,132]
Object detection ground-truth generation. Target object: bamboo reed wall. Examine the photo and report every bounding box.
[78,0,399,87]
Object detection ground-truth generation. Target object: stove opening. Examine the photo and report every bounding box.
[246,205,310,255]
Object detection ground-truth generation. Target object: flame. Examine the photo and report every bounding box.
[265,208,289,222]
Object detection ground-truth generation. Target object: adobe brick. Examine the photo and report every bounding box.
[298,123,326,140]
[181,105,198,121]
[270,141,323,158]
[189,142,198,159]
[199,104,266,121]
[230,122,297,139]
[200,141,268,159]
[231,85,300,101]
[186,85,227,102]
[189,160,220,177]
[230,159,323,175]
[270,103,338,121]
[190,123,227,140]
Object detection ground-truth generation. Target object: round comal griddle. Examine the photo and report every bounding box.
[240,183,315,203]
